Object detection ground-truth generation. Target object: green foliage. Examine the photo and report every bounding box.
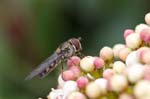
[0,0,149,98]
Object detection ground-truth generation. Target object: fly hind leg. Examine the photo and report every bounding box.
[60,61,66,81]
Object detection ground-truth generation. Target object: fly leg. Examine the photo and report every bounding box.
[76,52,85,58]
[61,60,65,81]
[61,58,71,81]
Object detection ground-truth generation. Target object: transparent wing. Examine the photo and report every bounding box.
[25,52,63,80]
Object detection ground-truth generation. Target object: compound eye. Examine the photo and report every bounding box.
[70,38,82,51]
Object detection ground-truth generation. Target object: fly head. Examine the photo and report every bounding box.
[59,37,82,58]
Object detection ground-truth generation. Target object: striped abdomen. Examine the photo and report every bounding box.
[25,52,63,80]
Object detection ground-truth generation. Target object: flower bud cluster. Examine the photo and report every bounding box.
[40,12,150,99]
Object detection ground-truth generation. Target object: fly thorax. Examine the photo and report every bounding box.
[64,45,75,58]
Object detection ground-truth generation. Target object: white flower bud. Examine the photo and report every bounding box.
[100,46,114,61]
[110,74,128,92]
[80,56,95,72]
[86,82,101,99]
[68,91,87,99]
[134,80,150,99]
[145,13,150,25]
[95,78,108,95]
[125,51,141,66]
[47,89,63,99]
[63,81,79,98]
[125,33,142,49]
[113,61,126,74]
[58,74,65,87]
[127,64,144,83]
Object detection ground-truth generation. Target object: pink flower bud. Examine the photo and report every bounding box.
[67,56,81,68]
[145,12,150,25]
[124,29,134,39]
[103,69,114,80]
[136,47,149,62]
[100,46,114,61]
[143,66,150,80]
[113,44,125,58]
[93,57,105,69]
[136,47,150,64]
[141,49,150,64]
[62,70,76,81]
[135,23,149,34]
[118,47,131,61]
[69,66,81,78]
[140,28,150,44]
[119,93,134,99]
[76,76,89,89]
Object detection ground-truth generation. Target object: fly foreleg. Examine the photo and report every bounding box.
[76,52,85,58]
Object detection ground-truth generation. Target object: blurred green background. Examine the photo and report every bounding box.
[0,0,149,99]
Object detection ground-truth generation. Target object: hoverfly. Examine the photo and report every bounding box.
[25,37,82,80]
